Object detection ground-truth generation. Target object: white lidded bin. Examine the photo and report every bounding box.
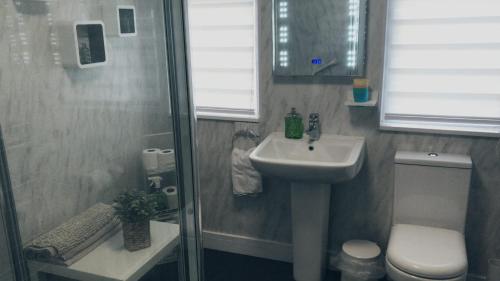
[337,240,385,281]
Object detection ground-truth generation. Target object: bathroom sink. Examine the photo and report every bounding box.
[250,132,367,281]
[249,132,366,183]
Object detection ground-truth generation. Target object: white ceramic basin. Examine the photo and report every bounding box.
[250,132,366,183]
[249,132,367,281]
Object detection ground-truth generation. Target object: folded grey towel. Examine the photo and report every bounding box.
[57,222,120,266]
[24,203,120,265]
[232,147,262,196]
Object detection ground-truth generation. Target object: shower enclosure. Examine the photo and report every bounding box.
[0,0,202,281]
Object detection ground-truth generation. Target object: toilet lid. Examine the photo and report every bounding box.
[387,224,468,279]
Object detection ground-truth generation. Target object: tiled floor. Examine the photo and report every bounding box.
[203,250,341,281]
[143,249,341,281]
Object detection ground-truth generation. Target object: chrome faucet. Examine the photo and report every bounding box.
[306,113,321,143]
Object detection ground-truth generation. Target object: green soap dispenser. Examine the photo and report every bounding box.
[285,108,304,139]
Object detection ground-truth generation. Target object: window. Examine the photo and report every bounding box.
[381,0,500,136]
[187,0,259,121]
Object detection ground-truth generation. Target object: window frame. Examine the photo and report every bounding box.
[379,0,500,138]
[188,0,260,123]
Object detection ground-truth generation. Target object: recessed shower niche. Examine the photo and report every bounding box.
[103,5,138,37]
[59,21,108,68]
[118,6,137,36]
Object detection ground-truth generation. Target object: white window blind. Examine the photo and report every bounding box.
[187,0,259,121]
[381,0,500,136]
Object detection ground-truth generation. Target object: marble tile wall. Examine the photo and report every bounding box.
[197,0,500,277]
[0,271,13,281]
[0,0,173,245]
[0,266,14,281]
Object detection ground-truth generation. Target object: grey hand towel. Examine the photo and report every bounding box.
[232,147,262,196]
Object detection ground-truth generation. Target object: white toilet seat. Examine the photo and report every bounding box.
[386,258,467,281]
[385,224,468,281]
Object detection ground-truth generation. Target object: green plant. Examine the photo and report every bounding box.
[149,192,169,211]
[113,190,157,223]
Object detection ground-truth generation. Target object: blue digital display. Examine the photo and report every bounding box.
[312,58,322,65]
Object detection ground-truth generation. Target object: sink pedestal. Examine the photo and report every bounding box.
[249,132,366,281]
[291,182,331,281]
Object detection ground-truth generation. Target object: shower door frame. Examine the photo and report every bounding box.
[163,0,204,281]
[0,127,30,281]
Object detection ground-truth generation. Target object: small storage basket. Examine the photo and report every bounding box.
[122,220,151,251]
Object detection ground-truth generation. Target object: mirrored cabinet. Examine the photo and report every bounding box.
[273,0,368,79]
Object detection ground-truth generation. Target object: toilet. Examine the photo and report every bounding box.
[386,151,472,281]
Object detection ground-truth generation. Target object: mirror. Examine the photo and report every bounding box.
[273,0,368,79]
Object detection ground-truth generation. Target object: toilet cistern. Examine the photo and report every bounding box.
[386,151,472,281]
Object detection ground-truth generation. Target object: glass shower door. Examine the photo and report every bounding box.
[0,0,201,280]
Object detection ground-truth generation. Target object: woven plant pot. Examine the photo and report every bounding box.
[122,220,151,251]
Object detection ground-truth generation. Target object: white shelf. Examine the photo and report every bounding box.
[146,166,176,176]
[30,221,179,281]
[345,90,379,107]
[58,21,108,68]
[103,4,137,37]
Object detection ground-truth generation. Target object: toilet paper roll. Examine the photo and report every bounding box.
[142,148,160,171]
[158,149,175,170]
[163,186,178,210]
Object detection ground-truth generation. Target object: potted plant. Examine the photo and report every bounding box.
[113,190,156,251]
